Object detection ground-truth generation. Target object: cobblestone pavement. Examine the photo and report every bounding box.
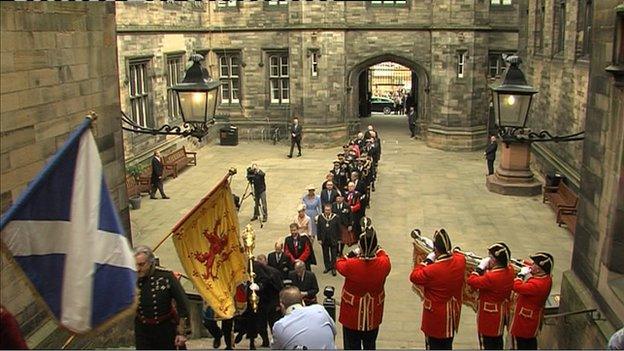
[131,114,573,350]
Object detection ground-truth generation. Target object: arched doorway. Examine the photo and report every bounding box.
[346,54,430,130]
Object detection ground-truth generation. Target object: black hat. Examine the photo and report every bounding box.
[433,229,452,254]
[358,223,378,259]
[530,252,554,274]
[488,242,510,266]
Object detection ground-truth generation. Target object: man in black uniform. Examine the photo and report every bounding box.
[288,117,303,158]
[484,135,498,175]
[134,245,190,350]
[317,204,341,276]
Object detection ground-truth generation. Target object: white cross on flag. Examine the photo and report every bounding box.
[0,118,137,333]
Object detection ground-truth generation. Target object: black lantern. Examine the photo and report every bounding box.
[488,56,584,144]
[173,54,221,125]
[121,53,220,141]
[490,56,538,129]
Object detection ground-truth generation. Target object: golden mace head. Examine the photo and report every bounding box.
[242,224,255,253]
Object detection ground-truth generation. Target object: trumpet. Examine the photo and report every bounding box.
[241,224,259,313]
[410,228,525,312]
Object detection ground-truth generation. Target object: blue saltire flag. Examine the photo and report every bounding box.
[0,117,137,333]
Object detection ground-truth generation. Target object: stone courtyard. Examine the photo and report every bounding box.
[130,114,573,349]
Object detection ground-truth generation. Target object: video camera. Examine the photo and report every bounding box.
[246,166,257,183]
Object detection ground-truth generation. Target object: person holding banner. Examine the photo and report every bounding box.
[466,242,515,350]
[134,245,191,350]
[409,229,466,350]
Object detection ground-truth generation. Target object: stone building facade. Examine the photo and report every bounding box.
[518,0,624,348]
[116,0,521,162]
[0,3,133,348]
[519,0,591,192]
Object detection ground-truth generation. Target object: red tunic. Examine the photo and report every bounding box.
[409,252,466,339]
[466,266,515,337]
[336,249,391,331]
[510,274,552,338]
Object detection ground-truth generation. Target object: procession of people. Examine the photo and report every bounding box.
[132,122,557,350]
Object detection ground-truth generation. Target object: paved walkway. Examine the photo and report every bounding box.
[130,114,573,349]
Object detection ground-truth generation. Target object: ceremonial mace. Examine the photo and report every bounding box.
[241,224,260,313]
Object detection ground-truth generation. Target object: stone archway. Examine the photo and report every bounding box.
[346,53,430,131]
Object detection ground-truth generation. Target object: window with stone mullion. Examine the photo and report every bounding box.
[370,0,408,6]
[217,0,237,8]
[269,55,289,104]
[128,60,152,128]
[534,0,545,54]
[575,0,593,59]
[553,0,566,56]
[219,54,240,104]
[166,55,183,121]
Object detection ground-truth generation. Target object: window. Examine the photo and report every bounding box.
[370,0,408,6]
[553,0,566,55]
[534,0,545,54]
[128,59,152,128]
[576,0,593,59]
[267,0,287,5]
[311,52,319,77]
[269,54,289,104]
[219,53,241,104]
[490,0,512,5]
[166,54,183,120]
[457,51,466,78]
[488,52,516,78]
[217,0,238,7]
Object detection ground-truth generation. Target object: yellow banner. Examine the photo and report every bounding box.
[171,175,248,319]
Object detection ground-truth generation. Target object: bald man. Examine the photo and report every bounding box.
[268,241,291,280]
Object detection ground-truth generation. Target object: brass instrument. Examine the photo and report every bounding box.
[241,224,259,313]
[410,228,525,312]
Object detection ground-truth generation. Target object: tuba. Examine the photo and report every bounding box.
[410,228,525,312]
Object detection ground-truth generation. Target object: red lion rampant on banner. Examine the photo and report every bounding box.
[191,219,233,280]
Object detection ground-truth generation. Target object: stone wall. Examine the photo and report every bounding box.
[539,0,624,348]
[115,0,519,151]
[520,0,589,191]
[0,2,132,348]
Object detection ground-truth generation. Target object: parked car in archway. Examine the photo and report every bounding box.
[370,96,395,114]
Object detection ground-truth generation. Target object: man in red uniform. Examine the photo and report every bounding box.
[283,223,313,270]
[467,242,515,350]
[510,252,553,350]
[410,229,466,350]
[336,218,391,350]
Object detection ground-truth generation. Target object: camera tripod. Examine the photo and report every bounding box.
[240,181,266,228]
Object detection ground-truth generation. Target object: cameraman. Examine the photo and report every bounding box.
[247,164,267,222]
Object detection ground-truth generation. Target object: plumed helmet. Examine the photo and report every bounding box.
[530,252,554,274]
[488,242,510,267]
[358,217,378,258]
[433,228,452,254]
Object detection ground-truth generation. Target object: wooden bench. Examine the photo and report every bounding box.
[543,182,578,234]
[163,146,197,178]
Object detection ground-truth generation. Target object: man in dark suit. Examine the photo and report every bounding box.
[317,204,341,276]
[283,223,313,270]
[255,255,284,347]
[288,260,319,306]
[407,106,417,138]
[320,181,340,208]
[149,150,169,199]
[267,241,291,281]
[288,117,303,158]
[332,193,354,254]
[484,135,498,175]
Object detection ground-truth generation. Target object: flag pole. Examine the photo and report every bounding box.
[153,172,231,253]
[61,334,76,349]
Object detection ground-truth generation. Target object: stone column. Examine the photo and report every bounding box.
[486,142,542,196]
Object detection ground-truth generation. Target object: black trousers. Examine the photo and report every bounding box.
[203,318,234,348]
[289,138,302,156]
[150,177,166,197]
[513,336,537,350]
[409,123,416,137]
[135,319,177,350]
[487,159,495,175]
[343,327,379,350]
[480,335,503,350]
[426,336,454,350]
[321,243,338,271]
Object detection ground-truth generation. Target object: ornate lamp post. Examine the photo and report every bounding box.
[121,54,221,141]
[486,56,584,196]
